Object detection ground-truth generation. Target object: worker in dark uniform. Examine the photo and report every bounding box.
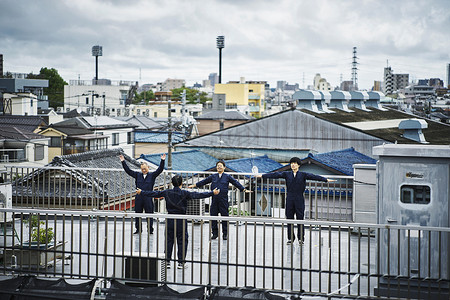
[137,175,219,269]
[258,157,334,245]
[120,153,165,234]
[189,160,248,240]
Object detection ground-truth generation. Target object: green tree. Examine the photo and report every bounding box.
[171,87,210,104]
[27,67,67,109]
[133,90,155,104]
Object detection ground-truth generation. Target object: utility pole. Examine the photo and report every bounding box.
[167,98,172,170]
[102,93,106,116]
[181,89,186,135]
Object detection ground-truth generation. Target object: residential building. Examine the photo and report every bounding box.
[1,93,38,116]
[214,78,265,117]
[194,110,254,136]
[38,116,135,161]
[63,79,137,116]
[404,84,436,103]
[272,148,376,176]
[161,78,185,91]
[313,74,332,91]
[383,67,409,94]
[0,115,49,167]
[0,78,49,113]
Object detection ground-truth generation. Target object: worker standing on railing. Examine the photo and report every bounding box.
[119,153,166,234]
[189,160,249,241]
[257,157,335,246]
[137,175,219,269]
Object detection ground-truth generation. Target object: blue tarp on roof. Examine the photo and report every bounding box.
[306,147,376,176]
[140,150,218,172]
[224,155,283,174]
[135,131,186,143]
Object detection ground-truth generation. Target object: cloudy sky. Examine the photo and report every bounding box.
[1,0,449,90]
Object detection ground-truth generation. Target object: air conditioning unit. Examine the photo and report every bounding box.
[113,252,166,286]
[117,109,121,116]
[0,183,13,223]
[124,109,130,117]
[96,108,101,115]
[105,108,110,116]
[187,198,205,216]
[56,107,62,113]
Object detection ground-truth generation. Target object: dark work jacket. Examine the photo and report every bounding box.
[262,171,327,205]
[121,159,165,201]
[141,187,214,214]
[195,173,245,205]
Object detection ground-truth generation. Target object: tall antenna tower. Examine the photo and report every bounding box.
[351,46,358,91]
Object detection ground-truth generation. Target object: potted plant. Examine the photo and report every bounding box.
[23,215,54,248]
[228,206,250,226]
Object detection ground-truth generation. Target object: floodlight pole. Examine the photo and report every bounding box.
[92,45,103,85]
[216,36,225,84]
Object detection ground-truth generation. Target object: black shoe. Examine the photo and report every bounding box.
[149,229,154,234]
[222,235,227,240]
[211,234,218,240]
[134,230,141,234]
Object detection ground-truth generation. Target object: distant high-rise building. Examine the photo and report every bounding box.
[161,78,185,91]
[340,80,354,91]
[0,54,3,76]
[446,63,450,88]
[209,73,218,87]
[373,80,382,91]
[277,81,286,90]
[383,67,409,94]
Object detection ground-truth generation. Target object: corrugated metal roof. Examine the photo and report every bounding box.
[83,116,130,127]
[305,147,377,176]
[140,150,218,172]
[195,110,254,120]
[223,155,283,173]
[113,116,162,130]
[135,131,186,143]
[176,106,450,159]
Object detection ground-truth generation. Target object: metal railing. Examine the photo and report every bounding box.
[0,208,449,299]
[4,166,354,222]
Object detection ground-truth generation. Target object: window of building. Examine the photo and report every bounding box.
[112,133,119,146]
[127,132,134,144]
[154,112,158,118]
[34,144,44,161]
[400,185,431,205]
[50,137,61,147]
[86,97,89,105]
[249,89,253,92]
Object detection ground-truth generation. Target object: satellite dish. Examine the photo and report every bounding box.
[252,166,259,175]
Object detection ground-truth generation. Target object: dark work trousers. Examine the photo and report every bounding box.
[134,197,154,233]
[210,200,229,236]
[286,200,305,241]
[165,218,188,263]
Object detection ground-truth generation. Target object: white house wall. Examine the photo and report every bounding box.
[63,85,130,114]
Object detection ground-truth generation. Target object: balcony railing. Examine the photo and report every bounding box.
[4,167,354,222]
[0,208,449,299]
